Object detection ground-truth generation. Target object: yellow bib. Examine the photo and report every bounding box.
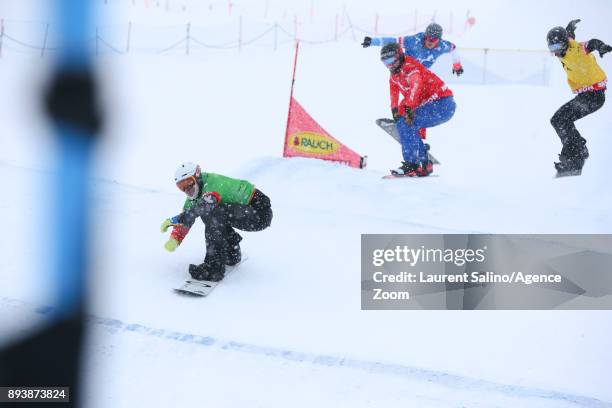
[559,39,607,93]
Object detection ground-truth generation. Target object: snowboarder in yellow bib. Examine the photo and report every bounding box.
[547,19,611,176]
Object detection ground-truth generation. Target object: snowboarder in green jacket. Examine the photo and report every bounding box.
[161,162,273,281]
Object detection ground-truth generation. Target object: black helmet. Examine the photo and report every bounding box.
[380,43,404,73]
[547,26,569,56]
[425,23,443,39]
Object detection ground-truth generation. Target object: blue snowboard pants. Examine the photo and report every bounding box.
[396,96,456,163]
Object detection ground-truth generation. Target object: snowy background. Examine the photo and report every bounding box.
[1,0,612,406]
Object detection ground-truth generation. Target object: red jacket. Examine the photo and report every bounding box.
[389,56,453,112]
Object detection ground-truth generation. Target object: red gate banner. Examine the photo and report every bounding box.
[283,97,366,169]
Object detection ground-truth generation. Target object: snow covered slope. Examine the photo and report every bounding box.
[1,0,612,407]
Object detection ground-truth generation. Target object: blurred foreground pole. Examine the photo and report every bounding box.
[0,0,102,406]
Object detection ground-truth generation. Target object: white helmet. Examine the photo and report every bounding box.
[174,162,200,183]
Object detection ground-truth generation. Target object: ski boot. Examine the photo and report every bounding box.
[189,258,225,282]
[390,161,420,177]
[390,160,433,177]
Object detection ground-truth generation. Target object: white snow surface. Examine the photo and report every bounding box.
[1,1,612,407]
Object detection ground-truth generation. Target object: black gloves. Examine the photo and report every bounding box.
[404,106,415,125]
[599,44,612,57]
[586,39,612,57]
[391,107,401,121]
[361,36,372,48]
[566,19,581,39]
[391,107,415,124]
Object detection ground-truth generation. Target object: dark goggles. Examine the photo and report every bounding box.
[548,42,565,52]
[382,56,398,66]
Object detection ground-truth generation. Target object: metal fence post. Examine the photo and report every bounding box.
[0,19,4,58]
[41,23,49,57]
[126,21,132,53]
[334,14,338,41]
[186,23,190,55]
[238,15,242,53]
[482,48,489,84]
[374,13,379,35]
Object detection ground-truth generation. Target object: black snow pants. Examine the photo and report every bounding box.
[550,89,605,158]
[201,189,272,268]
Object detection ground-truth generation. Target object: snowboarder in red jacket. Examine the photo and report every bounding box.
[381,43,456,176]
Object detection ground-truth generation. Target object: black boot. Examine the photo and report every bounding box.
[390,161,419,176]
[556,137,587,174]
[554,155,584,174]
[189,258,225,282]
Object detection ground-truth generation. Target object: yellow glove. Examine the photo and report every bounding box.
[160,218,174,233]
[164,238,179,252]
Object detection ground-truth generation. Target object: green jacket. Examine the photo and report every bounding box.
[183,172,255,210]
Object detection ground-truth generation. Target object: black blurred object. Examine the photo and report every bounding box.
[0,311,84,408]
[0,66,103,406]
[452,65,464,76]
[565,19,580,39]
[361,36,372,48]
[45,70,103,136]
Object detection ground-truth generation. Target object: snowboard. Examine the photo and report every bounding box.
[375,118,440,164]
[174,256,248,297]
[382,174,439,180]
